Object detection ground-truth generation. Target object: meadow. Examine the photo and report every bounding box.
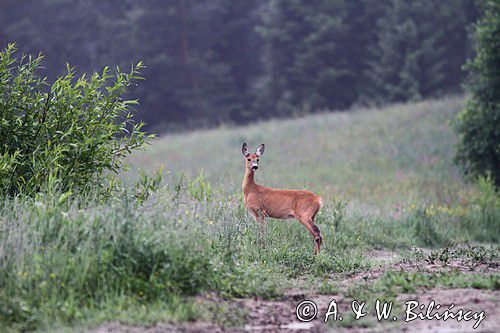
[1,96,499,332]
[130,96,470,208]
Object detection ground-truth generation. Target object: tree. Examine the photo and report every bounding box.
[363,0,476,104]
[0,0,479,129]
[455,0,500,186]
[258,0,383,115]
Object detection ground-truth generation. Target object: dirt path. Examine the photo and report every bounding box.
[89,288,498,333]
[88,249,499,332]
[230,288,499,332]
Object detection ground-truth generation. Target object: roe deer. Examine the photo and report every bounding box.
[241,143,323,255]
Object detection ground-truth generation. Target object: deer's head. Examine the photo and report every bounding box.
[242,143,265,171]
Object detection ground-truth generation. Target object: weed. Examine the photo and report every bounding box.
[317,280,340,295]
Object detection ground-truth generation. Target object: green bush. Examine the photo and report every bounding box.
[0,44,151,196]
[455,1,500,186]
[460,176,500,243]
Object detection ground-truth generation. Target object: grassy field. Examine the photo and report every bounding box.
[1,96,499,332]
[130,96,470,208]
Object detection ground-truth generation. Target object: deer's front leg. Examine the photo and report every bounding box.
[248,208,266,235]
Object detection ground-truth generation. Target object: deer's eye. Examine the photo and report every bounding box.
[247,159,251,161]
[257,159,259,162]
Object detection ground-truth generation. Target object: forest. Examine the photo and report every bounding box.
[1,0,478,130]
[1,1,499,331]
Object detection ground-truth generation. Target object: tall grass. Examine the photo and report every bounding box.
[1,96,499,331]
[130,96,468,207]
[1,172,498,330]
[0,187,277,330]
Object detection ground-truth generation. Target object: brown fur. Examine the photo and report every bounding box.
[242,150,323,255]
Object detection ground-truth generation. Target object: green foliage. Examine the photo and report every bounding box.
[399,179,500,247]
[137,97,467,207]
[188,172,212,202]
[1,169,499,330]
[459,176,500,243]
[411,207,445,247]
[317,280,340,295]
[455,0,500,186]
[257,0,475,115]
[1,0,264,128]
[258,0,383,112]
[364,0,474,103]
[0,44,151,196]
[133,166,164,205]
[348,270,499,301]
[0,190,276,330]
[1,96,499,331]
[424,244,499,270]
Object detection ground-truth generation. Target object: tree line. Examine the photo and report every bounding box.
[1,0,478,131]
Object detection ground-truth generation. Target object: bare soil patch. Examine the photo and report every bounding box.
[86,249,499,332]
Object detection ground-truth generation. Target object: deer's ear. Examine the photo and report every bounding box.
[255,144,265,156]
[242,143,250,157]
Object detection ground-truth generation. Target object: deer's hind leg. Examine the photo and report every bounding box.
[311,223,322,255]
[311,207,323,253]
[297,215,322,255]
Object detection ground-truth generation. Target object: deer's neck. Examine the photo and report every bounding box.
[242,168,257,194]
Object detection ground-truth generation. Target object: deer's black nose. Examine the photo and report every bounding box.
[252,166,258,170]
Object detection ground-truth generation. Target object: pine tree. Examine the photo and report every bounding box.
[258,0,382,114]
[364,0,477,104]
[1,0,480,128]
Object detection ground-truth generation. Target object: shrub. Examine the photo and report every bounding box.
[412,207,444,247]
[460,176,500,243]
[455,1,500,186]
[0,44,151,196]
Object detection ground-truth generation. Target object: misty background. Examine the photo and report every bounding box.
[1,0,478,132]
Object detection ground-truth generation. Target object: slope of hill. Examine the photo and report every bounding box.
[3,95,498,332]
[130,96,469,207]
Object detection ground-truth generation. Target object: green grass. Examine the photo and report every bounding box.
[1,96,499,331]
[130,96,469,207]
[347,269,500,302]
[329,268,500,329]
